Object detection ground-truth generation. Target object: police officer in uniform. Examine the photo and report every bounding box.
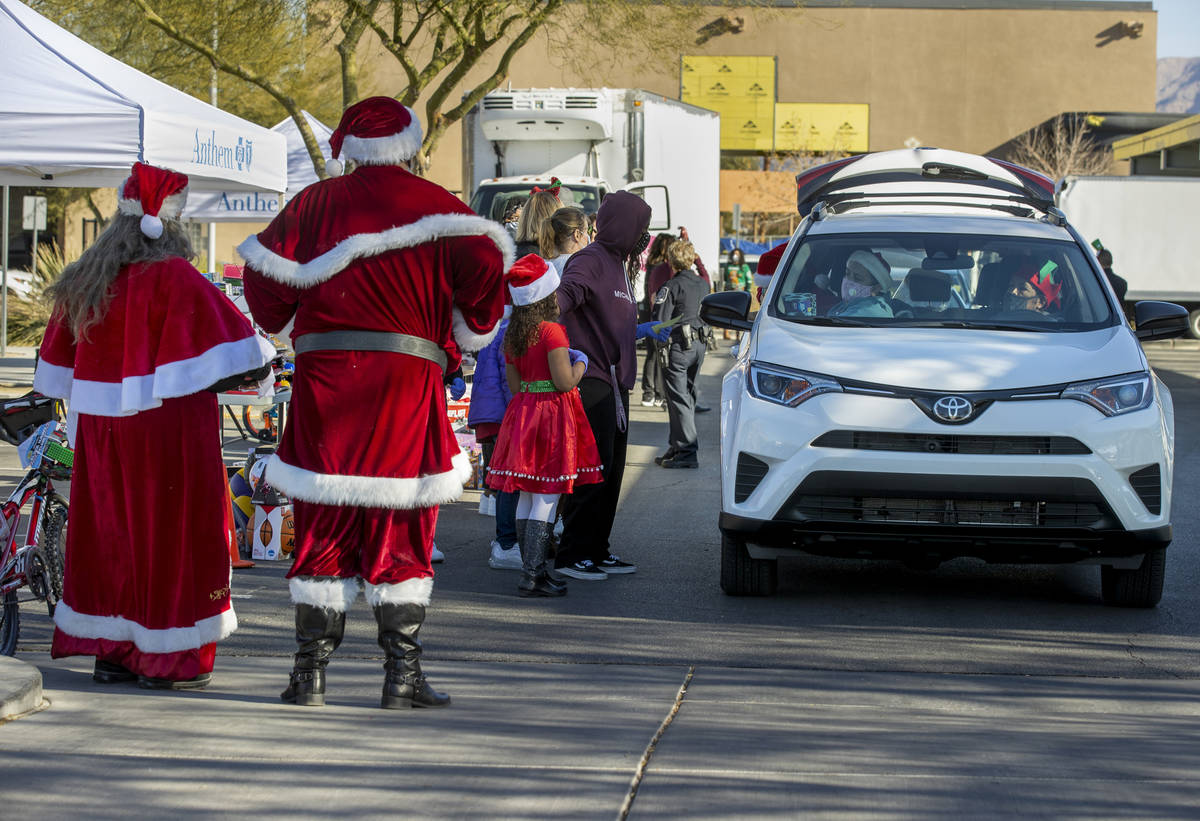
[652,240,711,469]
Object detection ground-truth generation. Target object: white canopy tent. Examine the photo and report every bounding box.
[0,0,286,191]
[183,112,333,222]
[0,0,287,352]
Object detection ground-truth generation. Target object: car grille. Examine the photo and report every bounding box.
[811,430,1091,455]
[790,496,1107,527]
[1129,465,1161,515]
[734,453,769,503]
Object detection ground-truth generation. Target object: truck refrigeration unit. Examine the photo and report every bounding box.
[463,87,721,272]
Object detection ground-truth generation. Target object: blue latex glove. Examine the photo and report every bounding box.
[567,348,589,369]
[448,376,466,401]
[636,321,671,343]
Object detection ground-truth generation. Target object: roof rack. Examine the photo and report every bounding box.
[795,151,1056,216]
[807,190,1066,225]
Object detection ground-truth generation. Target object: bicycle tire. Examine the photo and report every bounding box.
[38,499,67,617]
[0,589,17,656]
[241,406,277,443]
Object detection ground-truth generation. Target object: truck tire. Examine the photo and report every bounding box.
[720,533,777,596]
[1100,548,1165,608]
[1188,309,1200,341]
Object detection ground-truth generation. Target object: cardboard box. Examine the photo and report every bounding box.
[249,504,295,561]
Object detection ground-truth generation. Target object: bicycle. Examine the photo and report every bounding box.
[0,393,71,656]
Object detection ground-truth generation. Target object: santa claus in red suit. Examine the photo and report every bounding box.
[238,97,510,710]
[34,162,276,690]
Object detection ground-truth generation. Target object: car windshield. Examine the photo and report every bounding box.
[769,232,1116,331]
[469,184,603,222]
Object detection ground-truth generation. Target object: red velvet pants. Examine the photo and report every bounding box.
[288,501,437,585]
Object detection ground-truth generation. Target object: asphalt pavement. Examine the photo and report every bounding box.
[3,339,1200,819]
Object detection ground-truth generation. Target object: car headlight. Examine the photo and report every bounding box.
[748,362,841,407]
[1060,372,1152,417]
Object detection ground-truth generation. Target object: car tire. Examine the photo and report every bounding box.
[1100,548,1166,608]
[720,533,777,596]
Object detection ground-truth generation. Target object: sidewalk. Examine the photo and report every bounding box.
[0,345,36,396]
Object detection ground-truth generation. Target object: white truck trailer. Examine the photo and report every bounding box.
[1057,175,1200,336]
[462,87,721,271]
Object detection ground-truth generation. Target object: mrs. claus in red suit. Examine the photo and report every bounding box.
[35,162,276,690]
[239,97,510,710]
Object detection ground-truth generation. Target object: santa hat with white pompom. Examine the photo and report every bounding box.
[323,96,423,177]
[116,162,189,239]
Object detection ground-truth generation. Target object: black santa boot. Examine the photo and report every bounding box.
[374,602,451,709]
[518,520,567,597]
[280,603,346,707]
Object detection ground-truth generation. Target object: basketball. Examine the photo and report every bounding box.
[280,506,295,554]
[258,516,273,546]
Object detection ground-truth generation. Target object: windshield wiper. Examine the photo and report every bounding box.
[800,316,874,327]
[888,319,1055,332]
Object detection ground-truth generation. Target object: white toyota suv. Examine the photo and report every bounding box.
[701,148,1188,607]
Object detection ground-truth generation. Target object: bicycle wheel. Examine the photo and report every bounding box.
[241,406,277,443]
[0,589,17,656]
[37,498,67,617]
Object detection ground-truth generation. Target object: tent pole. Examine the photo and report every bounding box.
[1,185,8,357]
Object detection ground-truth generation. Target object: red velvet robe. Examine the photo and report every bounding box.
[34,257,275,679]
[238,165,510,512]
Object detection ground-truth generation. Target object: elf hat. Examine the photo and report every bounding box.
[1025,261,1063,308]
[325,96,423,176]
[116,162,189,239]
[506,254,560,306]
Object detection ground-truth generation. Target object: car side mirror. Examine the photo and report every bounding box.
[700,291,753,332]
[1133,301,1189,342]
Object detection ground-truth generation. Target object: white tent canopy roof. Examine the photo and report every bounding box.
[183,111,333,221]
[0,0,286,192]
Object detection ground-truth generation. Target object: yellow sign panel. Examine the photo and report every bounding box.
[774,103,870,154]
[682,56,776,151]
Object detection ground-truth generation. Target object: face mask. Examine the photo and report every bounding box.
[632,231,651,257]
[841,278,874,301]
[1004,292,1035,312]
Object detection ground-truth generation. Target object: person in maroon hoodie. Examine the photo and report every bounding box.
[555,191,670,580]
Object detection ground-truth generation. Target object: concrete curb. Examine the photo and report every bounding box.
[0,655,44,721]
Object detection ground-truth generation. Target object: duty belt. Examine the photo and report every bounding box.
[294,330,447,370]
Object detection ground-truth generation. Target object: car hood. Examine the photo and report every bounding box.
[752,322,1145,391]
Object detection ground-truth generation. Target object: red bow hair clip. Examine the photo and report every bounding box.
[530,176,562,196]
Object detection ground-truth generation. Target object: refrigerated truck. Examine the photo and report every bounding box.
[462,87,721,271]
[1057,175,1200,336]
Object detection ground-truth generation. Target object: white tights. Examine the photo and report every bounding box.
[516,491,559,524]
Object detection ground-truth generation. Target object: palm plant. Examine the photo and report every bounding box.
[6,244,69,346]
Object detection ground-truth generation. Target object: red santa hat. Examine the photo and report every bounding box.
[325,96,423,177]
[754,242,786,288]
[506,254,559,306]
[116,162,189,239]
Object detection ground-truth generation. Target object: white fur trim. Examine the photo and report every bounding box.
[117,189,188,220]
[340,111,423,165]
[33,360,74,399]
[754,272,774,288]
[289,577,360,612]
[365,577,434,607]
[264,450,472,509]
[53,600,236,654]
[237,213,516,288]
[453,306,499,353]
[508,260,560,306]
[46,334,276,418]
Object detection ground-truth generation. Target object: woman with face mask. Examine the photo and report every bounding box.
[830,250,896,318]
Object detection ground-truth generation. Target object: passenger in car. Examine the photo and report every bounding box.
[1004,263,1062,314]
[828,250,903,318]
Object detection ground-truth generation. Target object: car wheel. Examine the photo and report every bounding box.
[720,532,777,596]
[1100,548,1166,608]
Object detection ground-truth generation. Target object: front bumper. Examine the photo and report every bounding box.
[720,370,1174,564]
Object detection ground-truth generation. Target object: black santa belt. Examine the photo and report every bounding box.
[294,331,448,371]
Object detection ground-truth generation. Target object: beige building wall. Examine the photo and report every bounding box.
[356,2,1157,194]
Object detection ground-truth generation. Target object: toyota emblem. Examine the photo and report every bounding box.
[932,395,973,422]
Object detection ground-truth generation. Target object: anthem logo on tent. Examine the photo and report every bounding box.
[193,129,253,173]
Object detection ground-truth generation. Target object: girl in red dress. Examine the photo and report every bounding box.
[487,255,603,597]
